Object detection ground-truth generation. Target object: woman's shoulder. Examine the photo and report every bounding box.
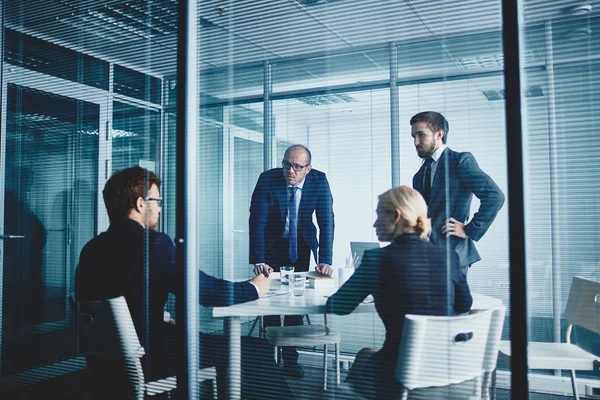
[390,235,446,256]
[362,246,386,259]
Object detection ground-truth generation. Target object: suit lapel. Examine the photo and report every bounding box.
[414,165,425,192]
[275,175,288,221]
[299,172,314,216]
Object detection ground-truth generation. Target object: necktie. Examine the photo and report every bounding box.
[423,157,433,204]
[288,187,299,263]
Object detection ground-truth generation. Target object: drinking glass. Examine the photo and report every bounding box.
[280,266,294,286]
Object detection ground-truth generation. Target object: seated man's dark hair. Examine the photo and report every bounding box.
[102,166,161,223]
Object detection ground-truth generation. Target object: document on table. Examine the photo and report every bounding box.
[264,289,289,297]
[323,294,374,304]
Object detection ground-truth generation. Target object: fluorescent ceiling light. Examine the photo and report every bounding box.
[566,4,592,16]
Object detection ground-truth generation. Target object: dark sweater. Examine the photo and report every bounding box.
[75,219,258,376]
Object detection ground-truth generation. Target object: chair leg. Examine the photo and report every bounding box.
[491,368,497,400]
[323,344,328,391]
[249,316,265,338]
[274,346,278,364]
[278,347,283,365]
[474,374,482,398]
[305,314,312,325]
[335,343,340,385]
[401,388,409,400]
[259,316,265,338]
[248,317,258,336]
[570,370,579,400]
[481,372,490,400]
[212,378,218,400]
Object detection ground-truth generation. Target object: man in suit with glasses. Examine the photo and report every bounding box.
[249,144,335,378]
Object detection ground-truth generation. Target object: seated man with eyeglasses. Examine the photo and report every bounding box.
[75,166,292,399]
[249,144,335,378]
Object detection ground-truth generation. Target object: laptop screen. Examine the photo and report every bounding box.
[349,241,380,266]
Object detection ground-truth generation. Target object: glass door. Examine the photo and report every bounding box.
[111,101,161,175]
[0,84,99,375]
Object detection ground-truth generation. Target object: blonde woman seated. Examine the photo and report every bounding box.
[326,186,473,399]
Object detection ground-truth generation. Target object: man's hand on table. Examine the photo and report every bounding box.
[249,274,270,297]
[315,264,333,277]
[253,263,274,277]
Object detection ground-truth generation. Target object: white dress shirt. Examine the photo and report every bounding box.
[425,145,447,187]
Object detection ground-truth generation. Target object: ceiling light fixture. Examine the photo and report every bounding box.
[565,27,592,39]
[566,3,592,16]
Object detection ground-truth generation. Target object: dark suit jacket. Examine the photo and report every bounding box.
[326,234,472,366]
[249,167,334,266]
[413,147,505,267]
[75,219,257,376]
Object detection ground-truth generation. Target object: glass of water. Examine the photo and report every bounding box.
[291,273,306,297]
[280,266,294,286]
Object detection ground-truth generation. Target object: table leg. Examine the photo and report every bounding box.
[226,316,242,400]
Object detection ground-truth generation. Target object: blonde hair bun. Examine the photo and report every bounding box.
[378,186,432,240]
[415,215,432,240]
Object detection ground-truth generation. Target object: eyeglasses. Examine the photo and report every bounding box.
[282,160,309,172]
[144,197,163,207]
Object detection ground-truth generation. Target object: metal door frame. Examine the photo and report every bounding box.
[0,65,111,373]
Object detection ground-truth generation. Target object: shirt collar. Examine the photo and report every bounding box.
[430,145,447,162]
[289,179,305,190]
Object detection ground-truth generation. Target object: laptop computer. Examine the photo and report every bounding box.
[349,241,381,266]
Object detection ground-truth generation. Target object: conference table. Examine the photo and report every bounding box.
[212,277,504,399]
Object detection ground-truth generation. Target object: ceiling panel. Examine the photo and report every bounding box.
[300,0,433,45]
[198,24,277,68]
[198,0,351,59]
[407,0,503,36]
[5,0,597,79]
[5,0,105,26]
[272,48,390,92]
[6,0,181,76]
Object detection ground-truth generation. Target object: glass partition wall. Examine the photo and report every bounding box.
[192,3,599,398]
[198,42,513,390]
[0,2,170,396]
[1,0,599,398]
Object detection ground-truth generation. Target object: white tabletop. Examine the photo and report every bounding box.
[213,279,504,400]
[212,278,503,318]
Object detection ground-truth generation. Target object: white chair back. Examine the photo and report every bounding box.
[564,276,600,335]
[78,296,145,400]
[78,296,145,360]
[396,309,493,390]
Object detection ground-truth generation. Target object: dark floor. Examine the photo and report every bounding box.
[1,362,590,399]
[295,365,580,400]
